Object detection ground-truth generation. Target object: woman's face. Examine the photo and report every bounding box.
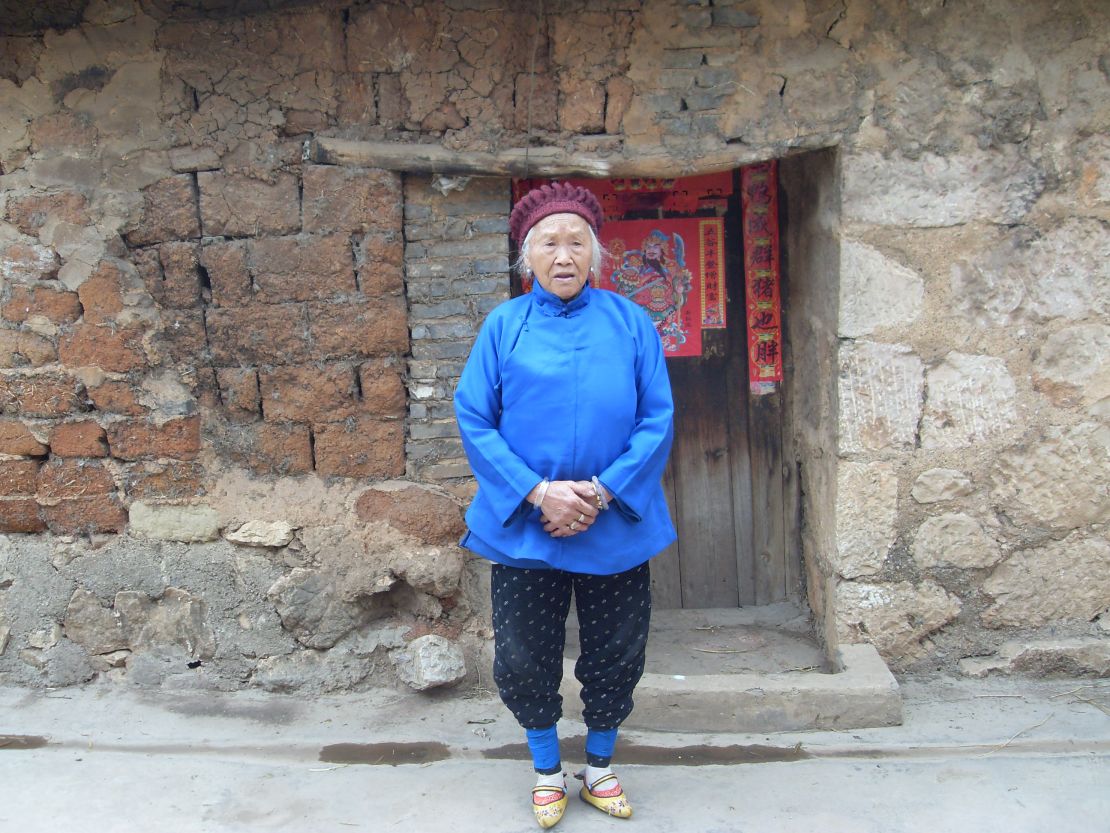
[525,213,594,300]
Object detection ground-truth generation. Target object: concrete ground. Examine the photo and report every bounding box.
[2,674,1108,833]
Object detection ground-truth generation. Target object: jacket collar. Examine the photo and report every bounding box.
[530,279,592,317]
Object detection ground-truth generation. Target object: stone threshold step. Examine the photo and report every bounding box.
[560,642,903,734]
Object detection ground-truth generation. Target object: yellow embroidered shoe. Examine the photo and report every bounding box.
[577,772,633,819]
[532,781,568,828]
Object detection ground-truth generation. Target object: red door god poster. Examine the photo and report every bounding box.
[597,217,725,357]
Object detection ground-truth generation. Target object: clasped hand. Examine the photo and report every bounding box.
[538,480,600,538]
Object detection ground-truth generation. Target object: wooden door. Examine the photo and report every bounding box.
[649,189,793,609]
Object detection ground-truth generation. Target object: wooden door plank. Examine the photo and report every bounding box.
[747,391,786,604]
[671,358,739,608]
[722,186,757,608]
[777,166,803,602]
[725,349,757,606]
[650,457,683,608]
[777,300,803,602]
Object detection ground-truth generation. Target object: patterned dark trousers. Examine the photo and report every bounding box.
[490,561,652,731]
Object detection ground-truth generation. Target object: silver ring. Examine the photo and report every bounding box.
[577,513,585,523]
[569,521,579,531]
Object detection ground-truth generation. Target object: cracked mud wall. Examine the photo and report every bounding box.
[0,0,1107,687]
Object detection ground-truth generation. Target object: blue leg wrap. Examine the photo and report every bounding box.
[585,727,618,768]
[526,725,561,774]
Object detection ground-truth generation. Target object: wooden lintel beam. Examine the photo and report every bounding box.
[308,136,758,179]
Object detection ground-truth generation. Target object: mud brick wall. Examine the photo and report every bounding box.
[0,0,1107,688]
[197,165,409,479]
[0,164,408,531]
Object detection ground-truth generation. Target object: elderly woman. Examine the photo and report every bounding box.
[454,183,676,827]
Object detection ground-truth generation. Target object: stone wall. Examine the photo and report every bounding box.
[403,175,511,484]
[0,0,1107,688]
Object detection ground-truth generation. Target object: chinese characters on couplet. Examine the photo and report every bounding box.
[700,220,726,329]
[741,161,784,395]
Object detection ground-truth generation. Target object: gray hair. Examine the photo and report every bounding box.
[515,223,604,280]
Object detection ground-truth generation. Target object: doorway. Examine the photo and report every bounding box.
[511,170,801,610]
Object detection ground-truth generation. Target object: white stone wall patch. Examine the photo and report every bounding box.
[922,352,1017,449]
[839,240,924,337]
[834,461,898,579]
[838,340,924,453]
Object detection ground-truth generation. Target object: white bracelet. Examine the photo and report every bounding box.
[531,478,551,509]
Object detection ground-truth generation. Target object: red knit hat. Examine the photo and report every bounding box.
[509,182,604,243]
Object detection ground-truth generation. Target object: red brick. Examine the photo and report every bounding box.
[1,241,59,282]
[157,311,207,363]
[358,360,406,416]
[308,298,409,359]
[0,329,57,367]
[200,240,252,307]
[216,367,260,421]
[123,461,206,501]
[2,284,83,325]
[87,379,147,416]
[198,171,300,237]
[0,420,48,456]
[42,495,127,535]
[153,242,202,307]
[49,420,109,458]
[248,234,357,303]
[355,485,464,544]
[302,166,402,234]
[0,498,46,533]
[0,459,41,495]
[124,175,201,246]
[5,192,89,236]
[58,324,146,373]
[259,364,360,422]
[106,416,200,461]
[36,458,115,499]
[257,422,314,475]
[194,366,220,410]
[131,246,163,300]
[223,421,313,476]
[355,231,404,296]
[205,304,310,365]
[0,374,87,418]
[313,416,403,478]
[76,260,130,325]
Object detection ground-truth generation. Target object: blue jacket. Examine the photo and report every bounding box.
[454,280,676,574]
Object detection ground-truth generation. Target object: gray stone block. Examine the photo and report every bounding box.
[408,420,460,440]
[663,49,706,69]
[410,300,469,320]
[712,7,759,27]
